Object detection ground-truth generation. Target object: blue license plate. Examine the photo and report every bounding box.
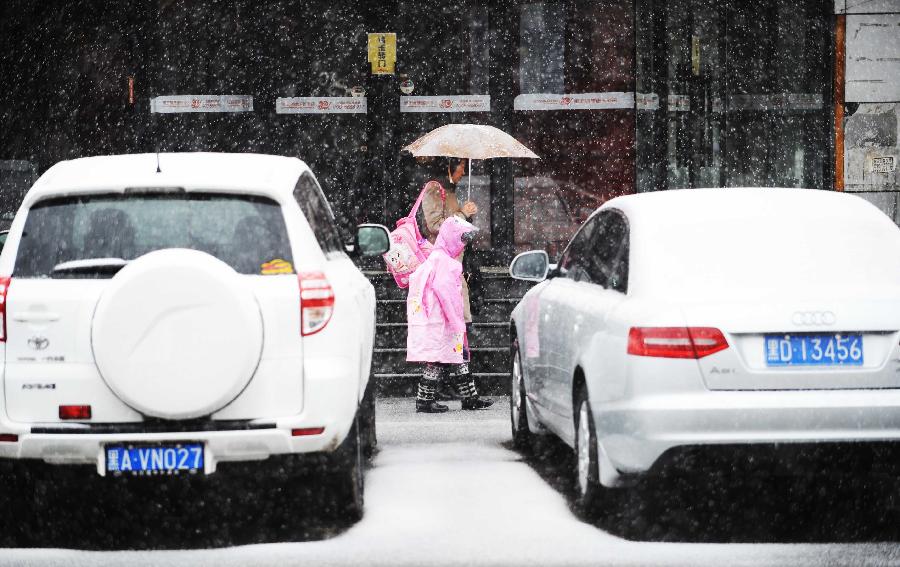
[106,443,204,475]
[764,333,863,367]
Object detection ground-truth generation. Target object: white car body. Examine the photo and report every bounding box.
[511,188,900,488]
[0,153,377,476]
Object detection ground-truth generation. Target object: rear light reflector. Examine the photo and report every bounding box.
[292,427,325,437]
[299,271,335,336]
[0,276,10,342]
[0,434,18,443]
[628,327,729,359]
[59,405,92,420]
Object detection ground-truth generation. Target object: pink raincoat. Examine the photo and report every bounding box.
[406,216,476,364]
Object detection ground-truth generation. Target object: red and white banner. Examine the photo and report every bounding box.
[275,97,367,114]
[636,93,660,111]
[150,95,253,113]
[400,95,491,113]
[728,93,823,111]
[667,94,691,112]
[513,92,634,111]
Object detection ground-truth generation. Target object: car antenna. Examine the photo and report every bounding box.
[156,151,162,173]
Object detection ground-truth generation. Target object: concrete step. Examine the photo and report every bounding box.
[366,269,534,301]
[373,347,510,376]
[479,275,535,298]
[374,372,511,397]
[375,322,510,349]
[377,298,520,324]
[366,268,523,397]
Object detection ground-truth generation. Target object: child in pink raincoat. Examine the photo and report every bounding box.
[407,216,494,413]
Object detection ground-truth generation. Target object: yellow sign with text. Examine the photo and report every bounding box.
[367,33,396,75]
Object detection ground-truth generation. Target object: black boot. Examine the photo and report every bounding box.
[416,365,449,413]
[416,399,450,413]
[435,380,459,401]
[461,396,494,410]
[452,363,494,411]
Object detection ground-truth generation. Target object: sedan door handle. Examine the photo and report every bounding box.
[13,312,61,323]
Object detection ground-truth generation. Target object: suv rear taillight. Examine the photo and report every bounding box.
[299,272,334,336]
[0,276,10,342]
[627,327,728,359]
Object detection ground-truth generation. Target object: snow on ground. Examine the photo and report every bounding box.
[3,397,900,566]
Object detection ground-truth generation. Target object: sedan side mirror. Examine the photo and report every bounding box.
[356,224,390,257]
[509,250,549,282]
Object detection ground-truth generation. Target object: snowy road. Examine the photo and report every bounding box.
[3,397,900,566]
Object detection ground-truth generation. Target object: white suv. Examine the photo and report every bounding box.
[0,153,388,519]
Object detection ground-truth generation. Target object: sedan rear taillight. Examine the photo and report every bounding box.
[628,327,729,359]
[299,271,334,336]
[0,276,10,342]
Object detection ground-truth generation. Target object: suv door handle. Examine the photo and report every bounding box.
[13,312,61,323]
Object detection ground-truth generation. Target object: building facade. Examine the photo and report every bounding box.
[0,1,897,261]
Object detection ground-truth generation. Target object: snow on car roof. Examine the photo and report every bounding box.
[602,187,879,225]
[601,188,900,299]
[26,152,310,204]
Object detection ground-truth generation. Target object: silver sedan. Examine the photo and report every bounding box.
[509,188,900,512]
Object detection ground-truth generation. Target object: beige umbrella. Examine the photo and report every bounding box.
[402,123,539,200]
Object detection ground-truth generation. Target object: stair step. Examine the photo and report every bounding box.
[375,346,508,353]
[367,269,535,301]
[377,298,519,324]
[375,323,511,349]
[374,372,511,397]
[373,349,510,375]
[366,267,523,397]
[479,277,535,298]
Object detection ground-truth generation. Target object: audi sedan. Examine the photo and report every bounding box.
[508,188,900,512]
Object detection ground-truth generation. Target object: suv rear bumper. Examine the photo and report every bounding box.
[0,362,364,475]
[0,417,343,475]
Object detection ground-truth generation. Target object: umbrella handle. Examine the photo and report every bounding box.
[465,158,472,204]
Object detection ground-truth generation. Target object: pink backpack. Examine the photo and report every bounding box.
[383,182,445,288]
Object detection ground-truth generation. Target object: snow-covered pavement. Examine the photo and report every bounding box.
[3,397,900,566]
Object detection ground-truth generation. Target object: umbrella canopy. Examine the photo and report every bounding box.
[402,124,539,160]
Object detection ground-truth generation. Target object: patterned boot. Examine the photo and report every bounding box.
[416,363,449,413]
[453,363,494,411]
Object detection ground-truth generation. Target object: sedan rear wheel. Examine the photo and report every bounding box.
[574,387,602,515]
[510,339,534,452]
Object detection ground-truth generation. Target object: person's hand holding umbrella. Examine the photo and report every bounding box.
[444,159,478,218]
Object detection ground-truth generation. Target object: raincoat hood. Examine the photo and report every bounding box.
[434,216,476,258]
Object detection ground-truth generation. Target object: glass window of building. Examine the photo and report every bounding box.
[635,0,832,192]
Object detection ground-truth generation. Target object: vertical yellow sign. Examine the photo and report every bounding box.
[691,35,701,76]
[368,33,397,75]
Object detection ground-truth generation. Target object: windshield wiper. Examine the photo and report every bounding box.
[52,258,130,275]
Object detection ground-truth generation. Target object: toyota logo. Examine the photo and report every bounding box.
[27,336,49,350]
[791,311,836,326]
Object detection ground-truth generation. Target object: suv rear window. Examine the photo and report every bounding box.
[14,193,294,278]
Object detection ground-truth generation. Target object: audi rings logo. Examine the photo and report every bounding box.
[791,311,836,326]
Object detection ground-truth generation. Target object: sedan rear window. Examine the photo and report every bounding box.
[14,193,294,278]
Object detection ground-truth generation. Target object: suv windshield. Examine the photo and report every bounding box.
[14,193,294,278]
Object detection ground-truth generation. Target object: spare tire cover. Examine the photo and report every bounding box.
[92,249,263,419]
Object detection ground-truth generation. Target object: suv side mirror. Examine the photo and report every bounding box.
[0,230,8,253]
[356,224,390,257]
[509,250,549,282]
